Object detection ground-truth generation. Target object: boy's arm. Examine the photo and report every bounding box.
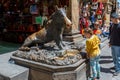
[85,40,91,58]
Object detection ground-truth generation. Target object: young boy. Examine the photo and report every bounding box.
[84,28,101,80]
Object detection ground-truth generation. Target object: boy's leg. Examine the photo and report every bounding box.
[96,56,100,79]
[90,58,97,79]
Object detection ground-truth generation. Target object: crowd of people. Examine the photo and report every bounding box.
[79,1,110,39]
[79,11,109,39]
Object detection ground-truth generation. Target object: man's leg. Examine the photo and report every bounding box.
[114,46,120,72]
[112,46,120,76]
[111,46,117,68]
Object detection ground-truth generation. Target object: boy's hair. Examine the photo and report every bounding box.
[84,28,93,35]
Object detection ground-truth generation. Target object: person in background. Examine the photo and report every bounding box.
[109,12,120,76]
[90,11,96,29]
[93,21,102,39]
[101,24,109,37]
[84,28,101,80]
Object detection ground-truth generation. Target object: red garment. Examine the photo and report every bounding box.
[96,9,102,15]
[93,29,101,35]
[79,18,89,34]
[99,2,104,10]
[85,19,89,28]
[79,19,84,34]
[92,0,98,2]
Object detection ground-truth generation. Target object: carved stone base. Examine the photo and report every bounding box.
[11,56,90,80]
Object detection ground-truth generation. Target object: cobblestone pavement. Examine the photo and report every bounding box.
[100,40,120,80]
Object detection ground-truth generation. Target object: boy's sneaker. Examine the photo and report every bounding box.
[97,73,100,79]
[97,76,100,79]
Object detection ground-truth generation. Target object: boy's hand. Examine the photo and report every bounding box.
[109,43,111,47]
[86,54,89,59]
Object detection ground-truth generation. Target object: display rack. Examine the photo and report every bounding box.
[2,0,41,43]
[1,0,69,43]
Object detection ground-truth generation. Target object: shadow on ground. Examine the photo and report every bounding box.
[100,66,114,74]
[100,56,112,59]
[100,59,113,64]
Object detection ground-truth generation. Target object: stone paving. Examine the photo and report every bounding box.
[100,40,120,80]
[0,51,29,80]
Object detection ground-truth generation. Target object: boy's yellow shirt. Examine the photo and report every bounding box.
[86,35,100,58]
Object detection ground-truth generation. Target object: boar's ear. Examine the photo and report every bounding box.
[54,5,59,11]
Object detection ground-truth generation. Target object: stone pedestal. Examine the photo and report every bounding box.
[11,56,89,80]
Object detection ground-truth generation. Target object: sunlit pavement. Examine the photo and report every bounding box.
[100,40,120,80]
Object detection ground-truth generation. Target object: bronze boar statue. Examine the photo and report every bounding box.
[19,7,72,50]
